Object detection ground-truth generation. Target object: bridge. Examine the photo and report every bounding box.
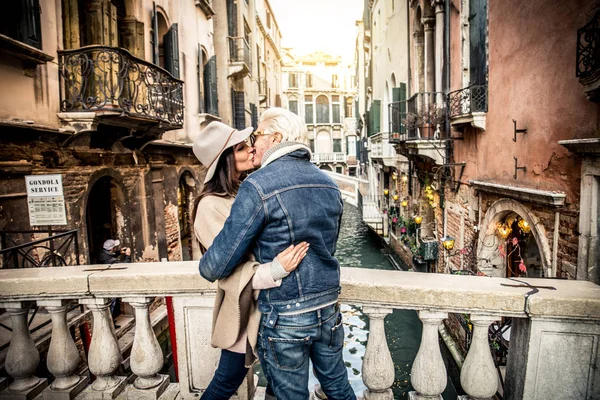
[0,262,598,399]
[323,171,367,207]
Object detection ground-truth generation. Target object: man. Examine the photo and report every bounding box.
[98,239,131,264]
[98,239,131,328]
[199,108,355,399]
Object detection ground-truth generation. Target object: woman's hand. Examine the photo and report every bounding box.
[275,242,310,272]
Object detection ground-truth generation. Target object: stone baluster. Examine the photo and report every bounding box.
[122,297,169,399]
[362,306,394,400]
[0,301,48,399]
[459,315,498,399]
[78,298,127,399]
[409,311,448,399]
[37,299,89,399]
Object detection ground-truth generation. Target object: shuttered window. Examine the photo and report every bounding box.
[250,103,258,130]
[369,100,381,136]
[1,0,43,49]
[204,56,218,116]
[333,139,342,153]
[232,90,245,130]
[164,24,180,78]
[469,0,488,85]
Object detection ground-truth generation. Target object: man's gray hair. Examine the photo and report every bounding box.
[259,107,308,144]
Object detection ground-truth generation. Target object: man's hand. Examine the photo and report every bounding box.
[275,242,309,272]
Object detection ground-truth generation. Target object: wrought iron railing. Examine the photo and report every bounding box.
[405,92,445,139]
[228,36,252,72]
[388,101,407,141]
[577,11,600,78]
[447,84,488,119]
[0,229,80,269]
[58,46,184,126]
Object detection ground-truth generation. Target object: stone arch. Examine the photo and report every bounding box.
[477,198,552,278]
[83,169,133,264]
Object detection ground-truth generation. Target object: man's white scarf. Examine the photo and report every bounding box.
[261,141,312,168]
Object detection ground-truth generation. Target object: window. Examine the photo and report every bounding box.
[289,73,298,88]
[333,139,342,153]
[309,139,315,152]
[306,73,313,88]
[203,55,218,115]
[1,0,43,50]
[345,97,354,118]
[316,95,329,123]
[305,95,314,124]
[347,136,357,157]
[332,95,341,123]
[349,167,356,177]
[336,167,343,174]
[266,11,272,29]
[288,98,298,114]
[332,74,339,88]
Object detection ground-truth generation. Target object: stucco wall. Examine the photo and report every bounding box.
[451,0,600,205]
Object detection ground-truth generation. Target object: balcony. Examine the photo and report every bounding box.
[0,263,598,399]
[228,37,251,78]
[258,77,267,103]
[312,152,346,163]
[58,46,184,137]
[369,132,399,167]
[389,92,447,165]
[447,84,488,131]
[576,10,600,101]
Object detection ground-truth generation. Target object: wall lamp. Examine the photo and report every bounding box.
[442,236,455,251]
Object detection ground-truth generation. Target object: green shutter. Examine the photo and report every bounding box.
[204,55,218,116]
[371,100,381,135]
[164,23,180,78]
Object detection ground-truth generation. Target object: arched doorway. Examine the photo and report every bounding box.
[85,176,129,264]
[478,199,552,278]
[178,172,196,261]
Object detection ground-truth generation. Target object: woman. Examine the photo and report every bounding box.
[192,121,308,400]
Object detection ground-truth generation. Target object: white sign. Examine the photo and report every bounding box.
[25,175,67,226]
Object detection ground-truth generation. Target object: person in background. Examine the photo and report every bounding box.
[98,239,131,328]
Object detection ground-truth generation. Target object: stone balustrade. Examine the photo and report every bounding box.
[0,263,599,399]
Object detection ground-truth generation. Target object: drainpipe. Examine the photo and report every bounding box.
[441,0,451,270]
[552,211,560,278]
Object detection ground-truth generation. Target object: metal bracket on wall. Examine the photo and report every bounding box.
[514,157,526,179]
[513,119,528,142]
[432,162,467,193]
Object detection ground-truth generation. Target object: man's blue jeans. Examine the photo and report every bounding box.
[258,303,356,400]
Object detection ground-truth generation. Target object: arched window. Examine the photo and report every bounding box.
[316,95,329,123]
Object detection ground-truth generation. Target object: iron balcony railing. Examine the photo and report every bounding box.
[447,84,488,119]
[576,10,600,79]
[388,101,407,142]
[228,36,252,72]
[406,92,445,140]
[58,46,184,127]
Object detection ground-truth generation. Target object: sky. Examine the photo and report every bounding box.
[269,0,364,62]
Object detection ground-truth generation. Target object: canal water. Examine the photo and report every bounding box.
[257,202,458,399]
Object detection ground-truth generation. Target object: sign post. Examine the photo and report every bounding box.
[25,174,67,226]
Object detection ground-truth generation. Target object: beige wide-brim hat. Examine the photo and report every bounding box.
[193,121,254,184]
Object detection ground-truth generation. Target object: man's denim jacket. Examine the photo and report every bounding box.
[199,148,343,314]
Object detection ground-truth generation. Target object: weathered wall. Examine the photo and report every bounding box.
[451,0,599,204]
[0,130,205,266]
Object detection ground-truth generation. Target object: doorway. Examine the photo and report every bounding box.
[86,176,128,264]
[178,172,195,261]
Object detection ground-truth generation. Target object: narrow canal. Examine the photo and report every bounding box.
[257,202,458,398]
[313,202,458,399]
